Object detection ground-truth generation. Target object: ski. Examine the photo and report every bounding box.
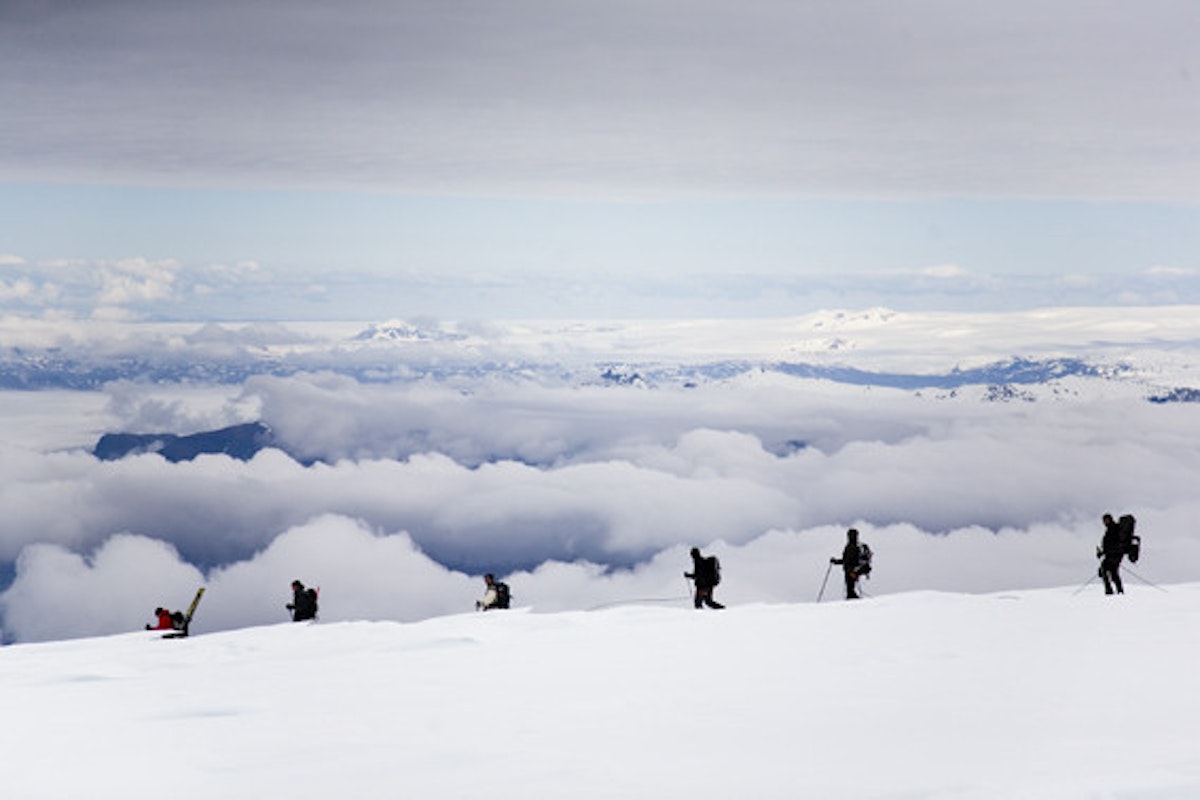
[163,587,205,639]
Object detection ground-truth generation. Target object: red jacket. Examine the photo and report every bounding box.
[152,610,175,630]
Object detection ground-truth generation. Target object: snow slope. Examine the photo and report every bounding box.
[3,584,1197,799]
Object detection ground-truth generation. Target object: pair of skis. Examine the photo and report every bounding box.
[162,587,205,639]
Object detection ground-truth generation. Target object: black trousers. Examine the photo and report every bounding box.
[843,572,859,599]
[693,586,724,609]
[1100,558,1124,595]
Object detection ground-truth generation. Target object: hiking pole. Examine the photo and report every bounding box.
[816,561,833,603]
[1124,567,1168,593]
[1071,573,1099,596]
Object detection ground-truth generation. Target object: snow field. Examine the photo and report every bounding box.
[2,584,1199,799]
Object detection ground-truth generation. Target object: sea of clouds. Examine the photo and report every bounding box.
[1,309,1198,643]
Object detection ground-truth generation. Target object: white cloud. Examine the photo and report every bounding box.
[1,310,1199,641]
[920,264,968,279]
[0,257,285,318]
[1145,265,1197,279]
[1056,274,1097,289]
[5,504,1195,643]
[0,278,36,302]
[0,367,1196,637]
[0,276,61,305]
[199,516,478,631]
[97,258,180,306]
[194,260,267,294]
[0,534,204,642]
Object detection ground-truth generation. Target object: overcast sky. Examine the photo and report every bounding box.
[2,0,1199,319]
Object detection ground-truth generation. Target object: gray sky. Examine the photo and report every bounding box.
[2,0,1199,318]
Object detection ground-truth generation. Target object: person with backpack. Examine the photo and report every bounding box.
[684,547,725,609]
[287,580,319,621]
[1097,514,1126,595]
[830,528,871,600]
[146,607,176,631]
[476,573,511,610]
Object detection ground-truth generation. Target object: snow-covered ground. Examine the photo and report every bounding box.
[3,583,1197,799]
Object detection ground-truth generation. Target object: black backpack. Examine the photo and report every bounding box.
[706,556,721,586]
[1118,515,1140,563]
[857,543,873,577]
[494,582,511,609]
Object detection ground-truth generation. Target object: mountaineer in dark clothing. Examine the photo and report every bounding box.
[1098,514,1125,595]
[684,547,724,609]
[287,580,319,621]
[830,528,871,600]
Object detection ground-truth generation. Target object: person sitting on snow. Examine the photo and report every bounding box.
[146,607,176,630]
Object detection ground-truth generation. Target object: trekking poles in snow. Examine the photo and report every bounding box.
[1124,566,1168,593]
[1072,567,1166,595]
[1071,573,1099,596]
[816,561,833,603]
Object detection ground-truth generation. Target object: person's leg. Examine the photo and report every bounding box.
[844,572,858,599]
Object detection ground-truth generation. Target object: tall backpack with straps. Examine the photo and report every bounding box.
[707,556,721,586]
[857,543,873,577]
[494,582,511,608]
[1118,515,1140,563]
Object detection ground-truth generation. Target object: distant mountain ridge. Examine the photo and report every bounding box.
[80,349,1200,465]
[5,352,1141,392]
[93,422,276,463]
[352,320,468,342]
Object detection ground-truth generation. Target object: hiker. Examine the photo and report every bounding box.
[476,573,511,611]
[146,607,175,631]
[830,528,871,600]
[1097,514,1125,595]
[287,580,319,621]
[684,547,724,609]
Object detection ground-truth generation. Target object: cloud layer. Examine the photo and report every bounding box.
[2,310,1199,642]
[3,359,1200,641]
[3,0,1198,200]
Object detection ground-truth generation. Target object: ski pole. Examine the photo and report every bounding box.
[1124,567,1168,593]
[817,561,833,603]
[1071,573,1099,596]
